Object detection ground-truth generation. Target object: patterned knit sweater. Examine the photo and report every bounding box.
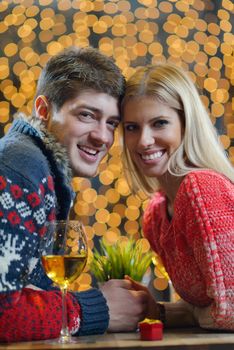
[0,116,109,342]
[143,170,234,330]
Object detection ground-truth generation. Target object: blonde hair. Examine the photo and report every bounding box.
[122,63,234,196]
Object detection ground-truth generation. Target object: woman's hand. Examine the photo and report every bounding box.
[124,275,161,319]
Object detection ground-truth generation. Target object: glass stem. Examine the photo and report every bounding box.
[59,287,71,342]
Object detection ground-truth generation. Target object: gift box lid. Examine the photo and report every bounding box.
[139,319,163,341]
[139,318,163,330]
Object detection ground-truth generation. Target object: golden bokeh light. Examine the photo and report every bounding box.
[93,195,108,209]
[105,189,120,204]
[95,208,110,224]
[74,201,91,216]
[113,203,127,217]
[4,43,18,57]
[153,277,169,291]
[124,220,139,235]
[107,212,122,228]
[0,101,10,123]
[83,188,98,203]
[103,229,120,244]
[125,206,140,221]
[0,58,9,80]
[93,222,107,236]
[99,170,115,185]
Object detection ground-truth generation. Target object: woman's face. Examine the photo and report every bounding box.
[123,96,183,180]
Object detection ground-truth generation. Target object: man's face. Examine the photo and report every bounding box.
[49,90,120,177]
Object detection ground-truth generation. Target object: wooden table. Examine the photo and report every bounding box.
[1,328,234,350]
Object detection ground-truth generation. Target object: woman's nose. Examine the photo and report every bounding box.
[138,127,155,148]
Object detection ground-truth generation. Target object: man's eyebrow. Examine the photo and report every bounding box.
[68,103,100,113]
[69,103,120,119]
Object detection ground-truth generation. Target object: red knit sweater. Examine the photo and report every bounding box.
[143,170,234,330]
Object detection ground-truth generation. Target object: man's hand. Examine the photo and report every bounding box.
[100,279,149,332]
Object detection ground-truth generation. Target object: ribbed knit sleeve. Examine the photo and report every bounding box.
[180,171,234,330]
[74,288,109,335]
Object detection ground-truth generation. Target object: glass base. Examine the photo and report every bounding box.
[43,335,78,344]
[58,334,77,344]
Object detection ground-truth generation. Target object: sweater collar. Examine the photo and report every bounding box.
[11,113,73,186]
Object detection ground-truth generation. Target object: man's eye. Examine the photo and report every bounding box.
[108,120,120,129]
[80,112,93,119]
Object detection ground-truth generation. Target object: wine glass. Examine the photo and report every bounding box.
[40,220,88,343]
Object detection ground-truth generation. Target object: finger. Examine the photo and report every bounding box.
[128,290,149,309]
[107,278,132,289]
[125,275,147,291]
[130,291,149,319]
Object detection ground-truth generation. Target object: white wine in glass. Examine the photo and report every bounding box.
[41,220,88,343]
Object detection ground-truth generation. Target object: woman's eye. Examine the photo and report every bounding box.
[124,124,137,132]
[154,119,168,127]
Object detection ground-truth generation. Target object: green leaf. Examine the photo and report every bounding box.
[90,238,153,282]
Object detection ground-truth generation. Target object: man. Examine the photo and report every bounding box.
[0,47,147,342]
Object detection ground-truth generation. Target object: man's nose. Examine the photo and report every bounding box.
[90,123,110,145]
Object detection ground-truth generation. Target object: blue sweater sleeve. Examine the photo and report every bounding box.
[73,288,109,335]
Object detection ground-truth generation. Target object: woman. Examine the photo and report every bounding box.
[122,63,234,330]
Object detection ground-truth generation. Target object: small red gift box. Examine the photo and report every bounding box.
[139,319,163,341]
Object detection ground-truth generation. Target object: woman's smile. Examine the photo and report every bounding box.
[123,96,183,180]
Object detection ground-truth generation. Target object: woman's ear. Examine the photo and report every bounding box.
[34,95,51,124]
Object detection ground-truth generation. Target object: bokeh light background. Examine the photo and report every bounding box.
[0,0,233,298]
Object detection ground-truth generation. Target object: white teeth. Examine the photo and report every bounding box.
[80,146,98,155]
[141,151,163,160]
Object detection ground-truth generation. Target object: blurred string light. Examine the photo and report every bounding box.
[0,0,233,293]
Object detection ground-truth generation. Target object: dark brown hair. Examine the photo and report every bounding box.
[34,46,125,113]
